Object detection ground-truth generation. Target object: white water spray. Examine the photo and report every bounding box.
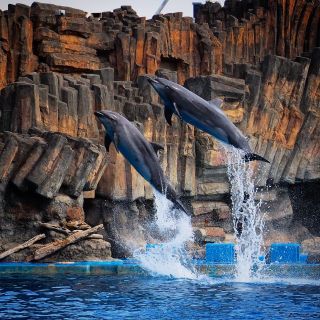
[225,147,265,281]
[134,190,199,279]
[131,144,265,281]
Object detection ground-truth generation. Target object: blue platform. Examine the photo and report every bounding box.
[204,243,310,265]
[270,243,301,264]
[205,243,235,264]
[299,253,308,263]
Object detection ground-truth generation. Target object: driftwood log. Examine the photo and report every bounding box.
[39,223,71,236]
[29,224,104,261]
[0,234,46,260]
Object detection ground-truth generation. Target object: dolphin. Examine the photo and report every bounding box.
[148,77,269,163]
[94,110,189,214]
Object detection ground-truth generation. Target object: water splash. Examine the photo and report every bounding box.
[225,147,265,281]
[134,190,199,279]
[132,144,265,281]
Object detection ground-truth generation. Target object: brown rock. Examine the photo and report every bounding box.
[0,133,19,188]
[34,143,74,199]
[205,227,225,239]
[302,237,320,263]
[63,139,100,197]
[66,207,85,222]
[194,227,226,243]
[57,16,91,37]
[12,140,47,190]
[196,0,320,65]
[43,238,112,262]
[39,40,97,56]
[10,82,42,133]
[47,53,101,72]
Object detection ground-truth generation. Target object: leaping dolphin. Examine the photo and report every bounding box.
[94,110,189,214]
[148,77,269,163]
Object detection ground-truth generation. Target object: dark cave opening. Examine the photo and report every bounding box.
[288,180,320,236]
[160,56,179,72]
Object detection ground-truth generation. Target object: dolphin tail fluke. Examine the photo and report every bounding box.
[244,153,270,163]
[173,199,190,215]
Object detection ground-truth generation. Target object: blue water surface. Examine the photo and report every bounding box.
[0,274,319,320]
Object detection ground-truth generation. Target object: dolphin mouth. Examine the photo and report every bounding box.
[94,111,104,118]
[147,77,158,86]
[147,77,165,94]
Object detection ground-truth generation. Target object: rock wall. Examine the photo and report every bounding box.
[1,1,319,88]
[195,0,320,74]
[0,2,222,89]
[0,1,319,261]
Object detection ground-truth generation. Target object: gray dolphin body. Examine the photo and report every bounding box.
[94,110,188,214]
[148,77,269,163]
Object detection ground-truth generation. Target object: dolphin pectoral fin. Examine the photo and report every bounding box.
[104,134,112,152]
[244,153,270,163]
[164,107,174,126]
[209,98,223,108]
[150,142,164,156]
[173,102,183,122]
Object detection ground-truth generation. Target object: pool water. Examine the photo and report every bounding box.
[0,274,319,320]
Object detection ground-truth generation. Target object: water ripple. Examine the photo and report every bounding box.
[0,274,319,320]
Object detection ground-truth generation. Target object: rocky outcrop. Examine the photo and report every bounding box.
[0,128,110,261]
[0,129,107,198]
[0,69,117,139]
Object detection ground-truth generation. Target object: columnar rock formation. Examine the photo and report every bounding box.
[0,2,222,89]
[195,0,320,73]
[0,1,319,261]
[1,1,319,89]
[0,128,110,261]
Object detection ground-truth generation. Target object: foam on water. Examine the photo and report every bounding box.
[134,190,202,280]
[225,147,265,282]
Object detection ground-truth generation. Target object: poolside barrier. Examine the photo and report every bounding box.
[205,243,235,264]
[269,243,308,264]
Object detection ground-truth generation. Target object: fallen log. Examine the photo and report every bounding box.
[38,223,71,236]
[30,224,104,261]
[0,234,46,260]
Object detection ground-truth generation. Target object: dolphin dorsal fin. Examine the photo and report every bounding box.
[150,142,164,156]
[209,98,223,108]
